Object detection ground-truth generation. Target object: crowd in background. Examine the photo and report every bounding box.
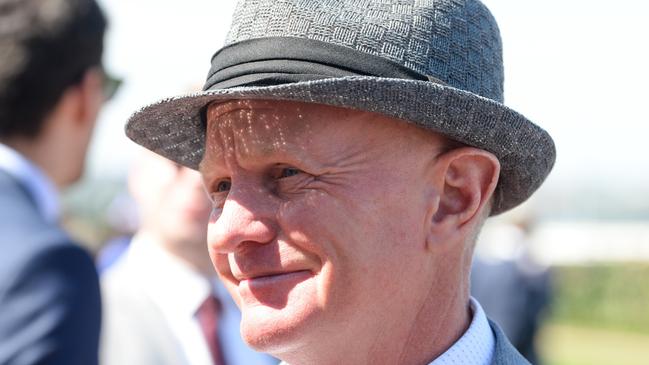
[1,0,552,364]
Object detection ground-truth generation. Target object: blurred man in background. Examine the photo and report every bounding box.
[100,148,277,365]
[472,219,552,364]
[0,0,108,363]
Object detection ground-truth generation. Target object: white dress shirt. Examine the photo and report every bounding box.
[0,142,59,222]
[124,233,275,365]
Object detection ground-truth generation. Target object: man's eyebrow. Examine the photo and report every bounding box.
[197,150,221,179]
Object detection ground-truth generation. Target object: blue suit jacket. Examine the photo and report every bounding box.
[0,170,101,365]
[490,320,530,365]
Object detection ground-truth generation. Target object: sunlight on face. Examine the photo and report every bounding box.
[200,99,448,357]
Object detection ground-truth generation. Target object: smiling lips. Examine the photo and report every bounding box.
[236,270,312,284]
[235,270,314,296]
[233,269,314,308]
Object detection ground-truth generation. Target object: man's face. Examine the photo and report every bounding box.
[132,151,212,256]
[154,166,211,247]
[201,100,446,354]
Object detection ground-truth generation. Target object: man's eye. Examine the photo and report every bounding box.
[279,167,302,178]
[216,180,231,192]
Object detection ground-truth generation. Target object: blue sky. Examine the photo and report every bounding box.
[90,0,649,197]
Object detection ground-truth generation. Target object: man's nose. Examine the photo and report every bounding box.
[207,185,277,254]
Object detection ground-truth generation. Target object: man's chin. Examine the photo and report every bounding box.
[239,296,322,354]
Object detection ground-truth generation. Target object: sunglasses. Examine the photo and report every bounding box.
[101,68,122,101]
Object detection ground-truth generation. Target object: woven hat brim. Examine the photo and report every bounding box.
[125,76,555,215]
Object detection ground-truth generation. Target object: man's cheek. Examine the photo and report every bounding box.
[276,192,340,246]
[277,191,371,268]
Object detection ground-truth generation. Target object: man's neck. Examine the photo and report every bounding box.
[1,136,65,190]
[396,290,472,365]
[373,289,471,365]
[277,283,472,365]
[0,140,62,222]
[369,252,474,365]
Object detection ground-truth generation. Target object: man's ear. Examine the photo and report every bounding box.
[75,67,104,126]
[53,67,103,129]
[426,147,500,247]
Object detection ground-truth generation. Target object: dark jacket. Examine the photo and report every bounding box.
[491,320,531,365]
[0,170,101,365]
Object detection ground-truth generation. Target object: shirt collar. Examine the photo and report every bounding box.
[429,298,495,365]
[0,142,60,222]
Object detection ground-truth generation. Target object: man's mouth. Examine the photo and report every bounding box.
[237,269,312,284]
[234,269,314,308]
[235,269,314,295]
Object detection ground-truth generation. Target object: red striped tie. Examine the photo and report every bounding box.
[196,295,227,365]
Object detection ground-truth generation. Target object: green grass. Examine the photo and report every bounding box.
[539,323,649,365]
[552,264,649,334]
[534,264,649,364]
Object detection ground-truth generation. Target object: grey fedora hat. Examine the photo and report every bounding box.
[126,0,555,215]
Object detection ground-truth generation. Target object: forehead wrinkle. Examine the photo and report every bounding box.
[323,112,441,174]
